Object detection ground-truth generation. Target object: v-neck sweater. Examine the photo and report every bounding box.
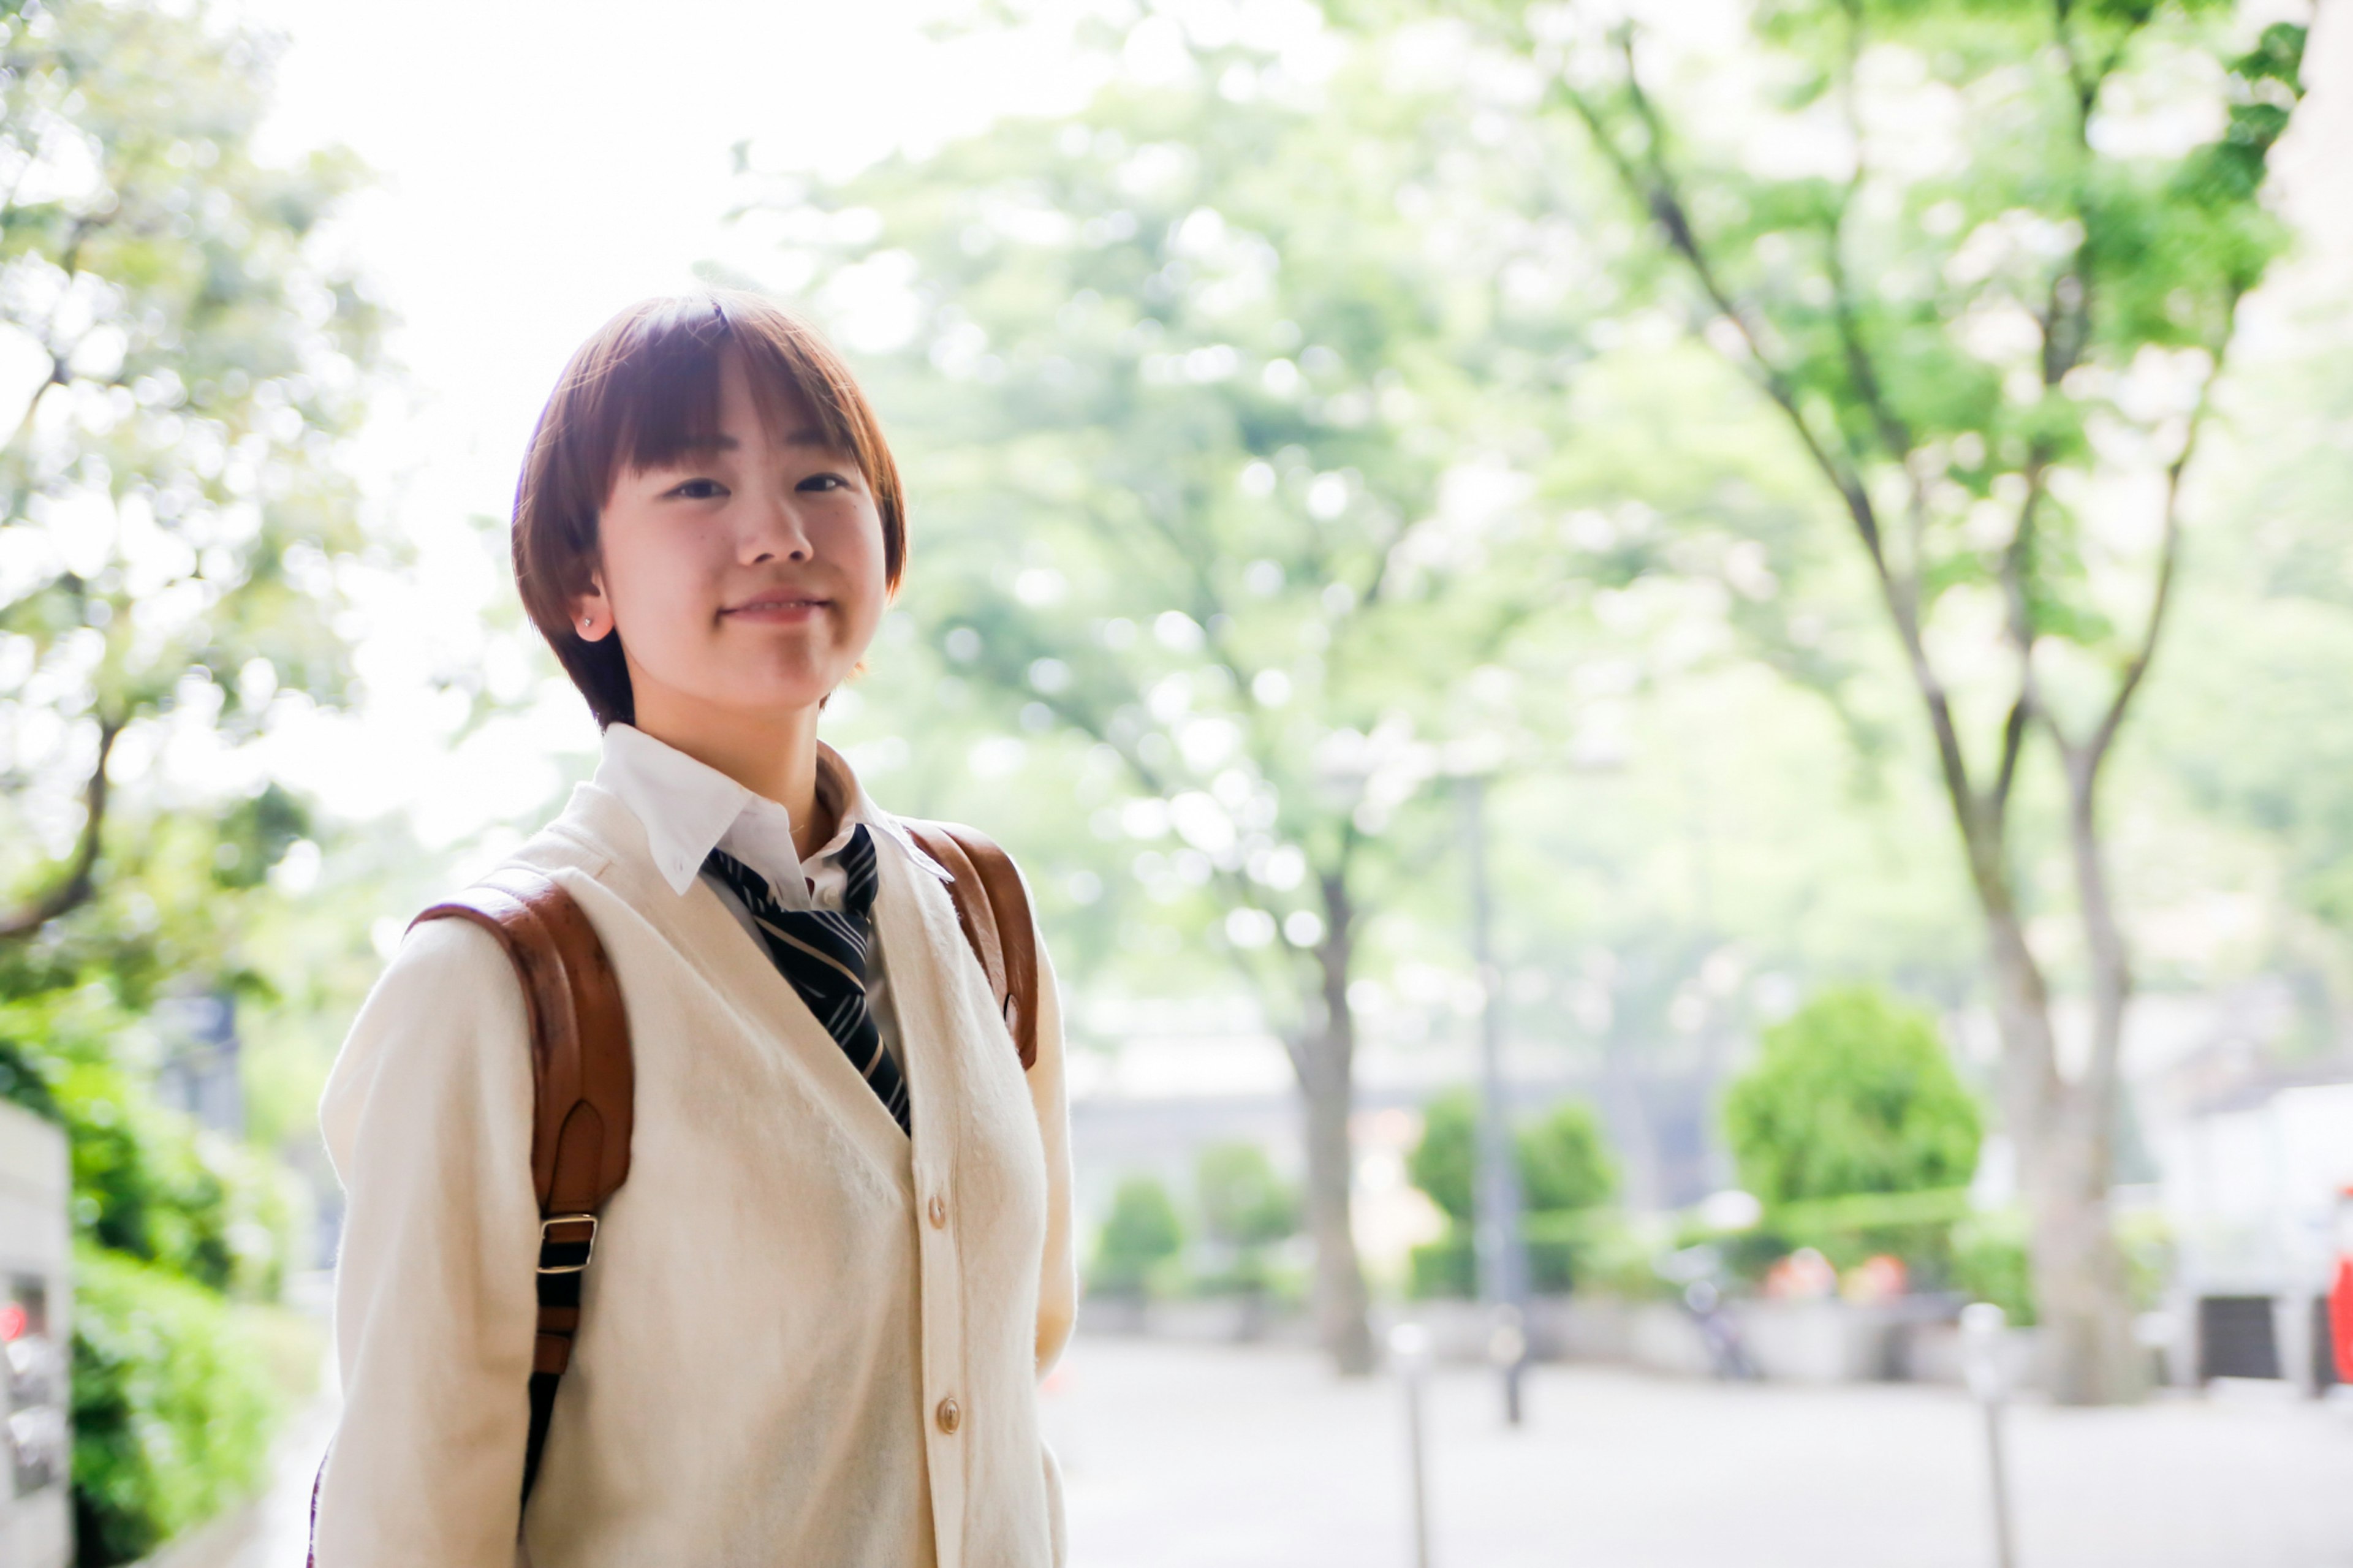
[313,779,1075,1568]
[591,724,958,1076]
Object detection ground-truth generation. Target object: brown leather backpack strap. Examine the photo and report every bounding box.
[903,821,1039,1070]
[410,866,633,1503]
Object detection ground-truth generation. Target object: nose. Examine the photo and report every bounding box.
[740,485,813,566]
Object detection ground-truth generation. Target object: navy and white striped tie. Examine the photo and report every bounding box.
[703,824,910,1134]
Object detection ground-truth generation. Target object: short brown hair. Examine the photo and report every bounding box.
[511,290,906,729]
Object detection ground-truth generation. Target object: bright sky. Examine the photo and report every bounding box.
[228,0,1105,849]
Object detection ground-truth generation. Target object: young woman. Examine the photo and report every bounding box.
[312,291,1074,1566]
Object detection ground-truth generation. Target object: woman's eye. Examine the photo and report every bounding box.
[666,478,727,500]
[798,472,850,493]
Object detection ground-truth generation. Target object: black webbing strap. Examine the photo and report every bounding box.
[523,1371,561,1502]
[523,1218,596,1501]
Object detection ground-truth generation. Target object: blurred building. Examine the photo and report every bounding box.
[1064,991,1727,1284]
[152,991,244,1138]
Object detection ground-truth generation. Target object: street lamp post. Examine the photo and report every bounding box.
[1460,773,1533,1424]
[1961,1301,2018,1568]
[1390,1321,1435,1568]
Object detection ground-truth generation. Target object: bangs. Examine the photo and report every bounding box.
[588,298,869,504]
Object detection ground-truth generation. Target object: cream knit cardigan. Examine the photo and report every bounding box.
[313,781,1075,1567]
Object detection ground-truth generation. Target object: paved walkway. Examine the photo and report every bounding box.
[205,1338,2353,1566]
[1045,1340,2353,1568]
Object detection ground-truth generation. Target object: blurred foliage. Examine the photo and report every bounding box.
[1408,1089,1617,1296]
[1408,1088,1617,1224]
[1194,1141,1297,1245]
[1952,1208,2037,1324]
[1756,1183,1972,1284]
[1724,985,1983,1206]
[0,0,391,1555]
[761,37,1599,1002]
[1089,1173,1187,1298]
[759,13,1642,1366]
[1949,1204,2172,1327]
[1192,1142,1300,1295]
[1366,0,2309,1397]
[0,0,388,958]
[53,1057,291,1299]
[1520,1099,1618,1213]
[69,1246,279,1567]
[0,1029,59,1119]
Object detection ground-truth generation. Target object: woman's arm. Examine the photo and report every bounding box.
[1026,916,1077,1376]
[314,917,542,1566]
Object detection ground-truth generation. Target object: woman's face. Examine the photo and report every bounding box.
[576,350,887,727]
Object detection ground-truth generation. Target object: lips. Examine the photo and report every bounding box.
[723,590,830,619]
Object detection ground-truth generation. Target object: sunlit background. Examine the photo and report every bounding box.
[2,0,2351,1563]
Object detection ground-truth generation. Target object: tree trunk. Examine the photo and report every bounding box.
[1982,898,2142,1405]
[2016,1099,2141,1404]
[1299,871,1376,1375]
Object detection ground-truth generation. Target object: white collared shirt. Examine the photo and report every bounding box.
[591,722,950,1069]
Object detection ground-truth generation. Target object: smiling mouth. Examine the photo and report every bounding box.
[724,593,830,618]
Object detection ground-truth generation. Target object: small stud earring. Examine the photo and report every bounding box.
[579,616,594,634]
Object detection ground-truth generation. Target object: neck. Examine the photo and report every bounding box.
[626,678,834,859]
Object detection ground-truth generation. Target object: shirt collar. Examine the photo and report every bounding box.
[591,724,950,898]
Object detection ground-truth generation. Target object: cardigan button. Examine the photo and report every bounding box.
[936,1396,961,1435]
[928,1194,948,1229]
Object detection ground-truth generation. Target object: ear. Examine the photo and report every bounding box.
[570,567,613,643]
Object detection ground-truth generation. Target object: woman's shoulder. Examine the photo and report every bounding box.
[320,900,536,1181]
[347,907,529,1060]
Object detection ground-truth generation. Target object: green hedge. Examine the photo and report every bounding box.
[70,1248,283,1567]
[54,1058,292,1300]
[1408,1210,1628,1299]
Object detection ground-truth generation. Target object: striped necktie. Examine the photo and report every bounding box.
[703,824,911,1134]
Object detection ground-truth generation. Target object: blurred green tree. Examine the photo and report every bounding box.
[1090,1173,1186,1298]
[0,0,383,963]
[753,27,1600,1372]
[0,0,388,1555]
[69,1245,275,1566]
[1407,0,2311,1402]
[1722,984,1983,1206]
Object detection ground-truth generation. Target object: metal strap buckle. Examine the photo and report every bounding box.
[537,1213,598,1275]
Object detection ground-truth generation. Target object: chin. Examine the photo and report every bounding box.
[721,671,846,716]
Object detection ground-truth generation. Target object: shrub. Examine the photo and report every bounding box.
[70,1246,280,1567]
[1089,1175,1184,1298]
[1722,985,1984,1206]
[1408,1233,1476,1299]
[1193,1143,1298,1295]
[1408,1091,1480,1225]
[1408,1089,1618,1224]
[1952,1210,2036,1325]
[0,1036,61,1122]
[1406,1091,1620,1297]
[1195,1143,1298,1249]
[53,1058,291,1300]
[1519,1102,1616,1213]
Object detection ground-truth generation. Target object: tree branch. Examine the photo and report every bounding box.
[0,714,123,942]
[1556,57,1882,571]
[1557,22,2010,892]
[2080,370,2211,776]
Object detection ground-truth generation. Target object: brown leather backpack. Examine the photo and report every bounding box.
[309,820,1036,1555]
